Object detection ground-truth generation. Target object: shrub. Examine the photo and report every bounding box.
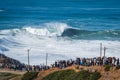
[22,71,38,80]
[90,72,101,80]
[66,70,91,80]
[42,70,101,80]
[104,65,111,71]
[42,69,75,80]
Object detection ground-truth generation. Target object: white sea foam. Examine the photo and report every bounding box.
[23,22,69,37]
[0,22,120,65]
[3,37,120,65]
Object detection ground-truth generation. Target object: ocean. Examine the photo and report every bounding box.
[0,0,120,65]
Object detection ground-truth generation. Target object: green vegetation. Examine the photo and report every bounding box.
[0,72,19,80]
[42,69,101,80]
[90,72,101,80]
[21,71,38,80]
[104,65,111,71]
[116,65,120,70]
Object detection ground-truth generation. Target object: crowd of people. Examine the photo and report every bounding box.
[0,53,27,71]
[0,53,120,72]
[52,57,119,69]
[0,53,49,71]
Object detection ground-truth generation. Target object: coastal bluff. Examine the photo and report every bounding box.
[36,65,120,80]
[0,54,120,80]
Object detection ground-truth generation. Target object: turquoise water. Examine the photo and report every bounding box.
[0,0,120,30]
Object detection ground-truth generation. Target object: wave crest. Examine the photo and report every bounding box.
[0,22,69,37]
[23,22,69,37]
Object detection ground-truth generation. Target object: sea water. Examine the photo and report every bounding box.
[0,0,120,65]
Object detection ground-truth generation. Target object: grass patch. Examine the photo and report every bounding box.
[0,72,19,80]
[104,65,111,71]
[42,69,101,80]
[22,71,38,80]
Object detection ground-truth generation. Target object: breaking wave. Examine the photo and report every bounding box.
[0,22,68,37]
[0,22,120,40]
[23,22,69,37]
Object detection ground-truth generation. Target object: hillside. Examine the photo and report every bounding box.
[36,65,120,80]
[0,53,120,80]
[0,65,120,80]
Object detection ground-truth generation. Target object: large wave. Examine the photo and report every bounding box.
[0,22,120,40]
[0,22,69,37]
[23,22,69,37]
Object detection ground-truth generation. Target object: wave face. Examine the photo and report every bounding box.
[62,28,120,40]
